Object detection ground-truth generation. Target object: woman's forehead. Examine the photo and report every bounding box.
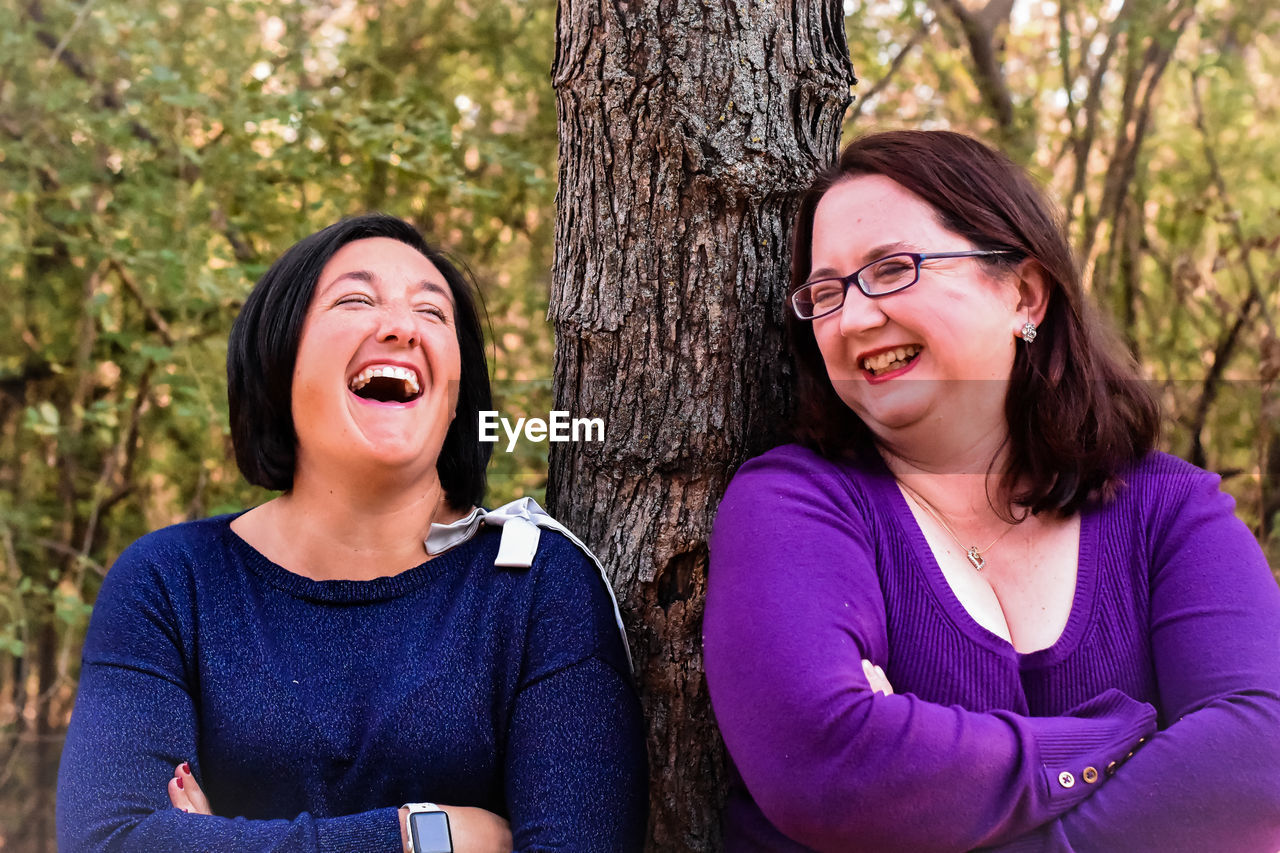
[316,238,451,300]
[811,176,951,260]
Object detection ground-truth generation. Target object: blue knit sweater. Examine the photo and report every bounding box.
[57,514,647,852]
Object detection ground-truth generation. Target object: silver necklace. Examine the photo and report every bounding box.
[898,481,1016,571]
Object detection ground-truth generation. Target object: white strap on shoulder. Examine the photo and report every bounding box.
[425,497,633,673]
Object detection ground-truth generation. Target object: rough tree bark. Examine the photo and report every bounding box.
[548,2,852,848]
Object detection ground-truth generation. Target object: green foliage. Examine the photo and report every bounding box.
[0,0,560,776]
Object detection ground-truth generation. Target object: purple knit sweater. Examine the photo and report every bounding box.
[704,444,1280,852]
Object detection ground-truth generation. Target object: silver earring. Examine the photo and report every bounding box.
[1020,321,1038,343]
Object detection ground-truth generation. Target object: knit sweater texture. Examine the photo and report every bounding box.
[57,513,647,852]
[704,445,1280,852]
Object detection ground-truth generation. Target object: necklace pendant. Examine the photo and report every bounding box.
[966,547,986,571]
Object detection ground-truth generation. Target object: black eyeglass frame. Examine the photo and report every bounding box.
[790,249,1020,321]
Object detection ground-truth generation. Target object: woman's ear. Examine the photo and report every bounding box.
[1014,258,1050,327]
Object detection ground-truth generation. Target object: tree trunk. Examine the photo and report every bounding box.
[549,2,852,848]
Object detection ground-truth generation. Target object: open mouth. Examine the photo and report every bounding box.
[862,345,922,377]
[348,365,422,403]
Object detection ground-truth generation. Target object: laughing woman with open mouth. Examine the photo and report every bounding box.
[704,131,1280,851]
[56,214,647,852]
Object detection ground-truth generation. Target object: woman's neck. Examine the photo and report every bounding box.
[233,467,467,582]
[876,428,1012,524]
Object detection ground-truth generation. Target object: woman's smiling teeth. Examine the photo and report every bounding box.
[862,345,923,376]
[348,365,422,402]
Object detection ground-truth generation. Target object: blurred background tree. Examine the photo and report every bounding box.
[1,0,1276,849]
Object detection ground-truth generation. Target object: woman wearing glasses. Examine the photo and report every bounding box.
[704,131,1280,851]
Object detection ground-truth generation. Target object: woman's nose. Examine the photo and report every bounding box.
[376,308,418,347]
[837,287,888,336]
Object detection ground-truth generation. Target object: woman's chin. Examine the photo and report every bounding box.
[305,431,444,486]
[341,403,449,463]
[860,408,936,438]
[834,384,939,436]
[360,438,442,473]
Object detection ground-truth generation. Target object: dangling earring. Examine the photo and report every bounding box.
[1020,321,1038,343]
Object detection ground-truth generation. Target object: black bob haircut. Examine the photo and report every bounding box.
[227,213,492,510]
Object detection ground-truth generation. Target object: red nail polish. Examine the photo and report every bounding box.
[176,776,184,789]
[181,762,190,775]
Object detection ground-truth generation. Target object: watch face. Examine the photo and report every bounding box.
[409,810,453,853]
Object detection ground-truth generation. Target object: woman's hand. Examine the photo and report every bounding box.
[167,762,212,814]
[399,805,513,853]
[862,659,894,696]
[167,761,512,853]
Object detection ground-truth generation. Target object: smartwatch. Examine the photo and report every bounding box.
[403,802,453,853]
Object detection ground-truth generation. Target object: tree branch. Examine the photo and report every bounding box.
[107,259,176,347]
[931,0,1016,132]
[1059,0,1130,227]
[1189,67,1271,327]
[31,538,106,577]
[849,15,932,122]
[47,0,99,70]
[1079,0,1194,280]
[1186,68,1275,467]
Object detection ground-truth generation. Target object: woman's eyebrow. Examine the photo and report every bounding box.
[862,241,917,260]
[809,242,918,279]
[319,271,453,305]
[320,269,377,294]
[418,280,455,305]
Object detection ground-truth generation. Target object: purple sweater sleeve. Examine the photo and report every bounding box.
[704,450,1157,853]
[1024,465,1280,852]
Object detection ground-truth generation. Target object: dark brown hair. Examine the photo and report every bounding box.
[787,130,1158,516]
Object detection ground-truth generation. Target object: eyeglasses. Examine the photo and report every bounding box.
[790,250,1018,321]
